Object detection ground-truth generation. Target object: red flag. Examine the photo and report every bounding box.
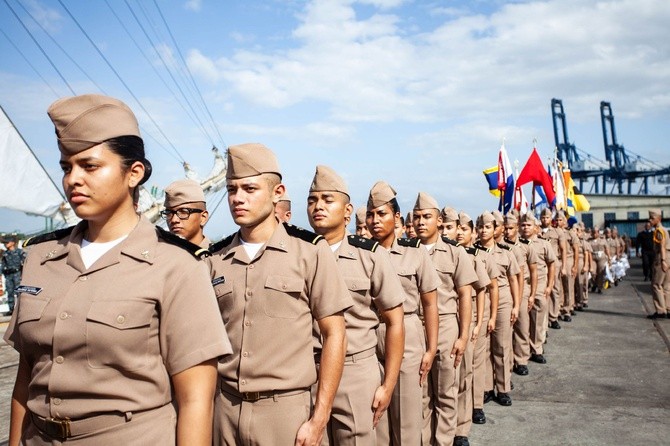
[516,147,556,205]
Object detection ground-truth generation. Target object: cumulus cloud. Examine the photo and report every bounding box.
[184,0,202,12]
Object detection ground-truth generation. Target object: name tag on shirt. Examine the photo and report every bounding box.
[16,285,42,295]
[212,276,226,286]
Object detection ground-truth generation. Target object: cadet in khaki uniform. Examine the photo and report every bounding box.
[521,214,556,363]
[504,213,538,376]
[355,206,372,239]
[574,223,592,311]
[539,208,567,330]
[275,190,292,222]
[163,178,212,249]
[208,144,353,446]
[413,194,476,446]
[557,212,579,320]
[475,212,520,406]
[648,209,670,318]
[5,94,231,445]
[306,165,406,445]
[366,181,440,446]
[405,212,417,239]
[454,211,497,436]
[589,228,610,293]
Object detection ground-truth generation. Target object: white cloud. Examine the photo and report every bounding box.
[184,0,202,12]
[25,0,63,33]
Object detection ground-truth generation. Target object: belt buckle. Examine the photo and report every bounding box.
[45,417,71,440]
[242,391,261,402]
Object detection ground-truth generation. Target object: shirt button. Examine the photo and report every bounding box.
[249,264,254,269]
[242,351,248,357]
[246,290,252,297]
[116,315,126,324]
[53,398,62,405]
[59,312,68,320]
[79,276,88,282]
[241,379,246,385]
[55,356,64,364]
[282,284,287,290]
[244,320,251,326]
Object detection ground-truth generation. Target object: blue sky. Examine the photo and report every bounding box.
[1,0,669,238]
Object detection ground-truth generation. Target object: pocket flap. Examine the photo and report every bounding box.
[214,281,233,297]
[87,300,154,329]
[264,275,304,293]
[17,295,49,324]
[343,276,370,292]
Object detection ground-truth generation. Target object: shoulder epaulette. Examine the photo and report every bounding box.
[441,236,459,247]
[504,238,519,246]
[283,222,323,245]
[397,237,421,248]
[497,242,511,251]
[23,226,75,247]
[519,238,531,244]
[155,226,211,259]
[348,234,378,252]
[464,246,479,256]
[209,233,236,253]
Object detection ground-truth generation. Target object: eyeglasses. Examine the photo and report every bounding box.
[160,208,204,220]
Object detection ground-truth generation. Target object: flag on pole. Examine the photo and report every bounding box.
[516,147,556,205]
[497,144,515,213]
[563,169,590,212]
[551,159,566,210]
[513,185,529,213]
[483,166,501,197]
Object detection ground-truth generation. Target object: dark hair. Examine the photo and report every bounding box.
[389,198,401,214]
[463,220,474,230]
[105,136,152,185]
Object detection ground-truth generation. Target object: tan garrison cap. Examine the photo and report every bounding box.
[492,210,504,226]
[458,211,472,226]
[47,94,140,155]
[413,192,439,211]
[367,181,396,210]
[649,208,662,218]
[519,211,534,223]
[164,179,205,208]
[278,190,291,202]
[504,212,518,225]
[540,207,553,217]
[226,143,282,180]
[441,206,458,222]
[309,165,349,197]
[405,212,412,223]
[356,206,367,225]
[477,211,495,226]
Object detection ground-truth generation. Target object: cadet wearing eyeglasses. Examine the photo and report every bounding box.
[162,179,210,248]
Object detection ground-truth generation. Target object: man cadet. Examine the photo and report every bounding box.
[355,206,372,239]
[574,222,593,311]
[413,194,476,446]
[307,165,406,445]
[1,235,26,315]
[648,208,670,319]
[504,213,538,376]
[162,179,211,248]
[405,212,418,239]
[275,190,292,222]
[539,208,567,330]
[208,144,353,445]
[556,212,579,321]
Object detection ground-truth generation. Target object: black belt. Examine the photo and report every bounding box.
[31,411,127,440]
[220,382,308,402]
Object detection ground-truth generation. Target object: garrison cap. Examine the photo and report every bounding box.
[540,207,553,217]
[413,192,439,211]
[164,179,206,208]
[309,165,349,198]
[441,206,459,222]
[649,208,662,218]
[519,211,534,224]
[492,210,504,226]
[504,212,518,225]
[226,143,282,180]
[356,206,367,225]
[367,181,396,210]
[405,212,413,224]
[477,211,495,226]
[458,211,473,226]
[47,94,141,155]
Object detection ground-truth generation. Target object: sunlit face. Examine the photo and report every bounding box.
[356,222,371,238]
[519,221,534,239]
[366,203,399,241]
[456,223,473,246]
[477,222,495,244]
[307,191,351,235]
[540,214,552,228]
[413,209,442,242]
[441,220,458,240]
[227,174,283,229]
[166,203,208,242]
[504,223,518,240]
[493,222,504,239]
[649,215,660,227]
[556,215,567,228]
[405,222,417,239]
[60,143,141,224]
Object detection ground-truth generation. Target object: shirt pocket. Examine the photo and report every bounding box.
[86,300,155,371]
[214,281,234,323]
[343,276,370,305]
[433,259,455,290]
[263,275,305,319]
[17,294,49,325]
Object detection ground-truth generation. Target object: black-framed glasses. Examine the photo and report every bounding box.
[160,208,204,220]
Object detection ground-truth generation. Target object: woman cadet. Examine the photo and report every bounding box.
[5,94,231,445]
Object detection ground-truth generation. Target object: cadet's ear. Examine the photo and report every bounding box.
[272,183,286,205]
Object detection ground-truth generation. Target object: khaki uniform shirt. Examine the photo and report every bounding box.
[4,217,231,420]
[540,227,566,264]
[507,238,539,281]
[653,226,670,257]
[322,234,405,355]
[387,238,440,314]
[427,238,478,315]
[486,245,521,295]
[471,251,492,293]
[528,236,556,283]
[565,229,580,263]
[606,237,619,257]
[208,223,353,393]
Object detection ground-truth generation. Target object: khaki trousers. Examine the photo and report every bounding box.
[575,258,589,307]
[529,278,549,355]
[24,403,176,446]
[594,252,607,289]
[490,289,512,393]
[214,385,311,446]
[472,295,491,409]
[455,301,477,437]
[651,259,670,314]
[548,261,563,322]
[421,314,459,446]
[513,281,532,366]
[376,314,425,446]
[560,259,576,315]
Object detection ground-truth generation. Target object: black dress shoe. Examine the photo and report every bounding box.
[513,364,529,375]
[549,320,561,329]
[530,353,547,364]
[575,306,584,312]
[647,313,666,319]
[570,310,576,316]
[472,409,486,424]
[667,313,670,319]
[483,390,495,404]
[583,303,589,308]
[453,436,470,446]
[496,392,512,406]
[562,315,572,322]
[596,288,602,294]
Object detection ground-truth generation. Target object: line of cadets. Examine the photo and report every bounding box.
[161,146,632,446]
